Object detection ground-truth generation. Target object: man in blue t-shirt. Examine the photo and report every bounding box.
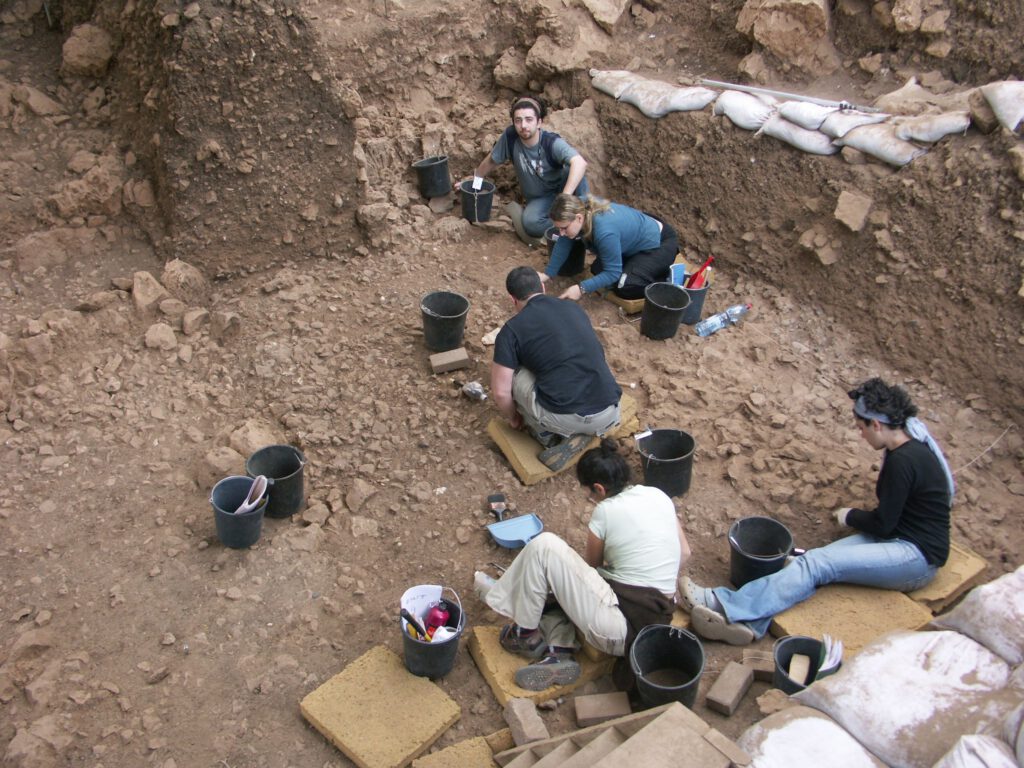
[491,267,621,471]
[473,95,590,246]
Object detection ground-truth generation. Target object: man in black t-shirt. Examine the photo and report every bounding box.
[491,267,621,470]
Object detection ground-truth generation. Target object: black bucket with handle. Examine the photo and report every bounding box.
[459,179,495,223]
[211,475,267,549]
[629,624,705,709]
[412,155,451,199]
[640,282,691,340]
[420,290,469,352]
[400,585,465,679]
[636,429,695,497]
[245,445,306,519]
[729,516,794,588]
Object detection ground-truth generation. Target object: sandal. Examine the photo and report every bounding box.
[690,605,756,646]
[677,576,718,614]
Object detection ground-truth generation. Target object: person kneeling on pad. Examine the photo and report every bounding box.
[542,194,681,302]
[475,440,692,691]
[680,378,954,646]
[491,266,621,470]
[472,95,590,247]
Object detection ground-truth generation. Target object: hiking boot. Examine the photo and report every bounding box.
[499,624,546,659]
[514,653,581,691]
[538,433,593,472]
[474,571,496,603]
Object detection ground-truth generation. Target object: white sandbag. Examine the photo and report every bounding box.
[931,565,1024,665]
[795,630,1018,768]
[893,111,971,142]
[738,706,888,768]
[835,123,927,166]
[589,69,641,99]
[713,90,775,131]
[758,114,839,155]
[980,81,1024,131]
[777,101,837,130]
[617,79,717,118]
[931,735,1019,768]
[819,109,889,139]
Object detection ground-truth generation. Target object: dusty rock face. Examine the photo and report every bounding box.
[579,0,631,32]
[11,85,64,116]
[61,24,115,78]
[9,228,100,272]
[131,271,169,313]
[49,157,125,218]
[494,48,529,92]
[736,0,840,75]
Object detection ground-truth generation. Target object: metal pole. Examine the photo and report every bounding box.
[700,79,882,114]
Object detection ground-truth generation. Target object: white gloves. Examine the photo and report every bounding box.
[835,507,852,526]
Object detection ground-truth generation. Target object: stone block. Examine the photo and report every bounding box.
[504,698,549,746]
[706,661,754,716]
[574,692,631,727]
[834,190,872,231]
[300,645,459,768]
[429,347,470,374]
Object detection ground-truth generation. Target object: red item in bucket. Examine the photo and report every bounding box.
[686,256,714,289]
[425,601,450,632]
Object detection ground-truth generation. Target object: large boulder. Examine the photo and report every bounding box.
[61,23,115,78]
[736,0,840,75]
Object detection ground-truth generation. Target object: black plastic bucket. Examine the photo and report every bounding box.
[681,284,709,325]
[459,179,495,223]
[729,516,794,588]
[211,475,267,549]
[636,429,695,497]
[629,625,705,709]
[245,445,305,519]
[773,635,840,694]
[640,282,691,340]
[401,586,465,679]
[420,291,469,352]
[412,155,451,199]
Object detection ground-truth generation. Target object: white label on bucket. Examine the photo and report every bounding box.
[472,175,484,191]
[634,429,652,442]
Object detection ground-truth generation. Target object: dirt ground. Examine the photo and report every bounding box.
[1,0,1022,765]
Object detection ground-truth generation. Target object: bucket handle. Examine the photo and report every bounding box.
[442,586,466,633]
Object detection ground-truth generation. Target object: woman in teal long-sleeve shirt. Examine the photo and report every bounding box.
[542,194,680,301]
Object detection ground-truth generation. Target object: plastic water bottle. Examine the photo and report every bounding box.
[695,303,752,337]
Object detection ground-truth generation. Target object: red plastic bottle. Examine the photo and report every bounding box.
[424,600,450,633]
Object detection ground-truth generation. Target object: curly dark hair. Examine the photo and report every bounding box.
[847,377,918,429]
[576,438,631,497]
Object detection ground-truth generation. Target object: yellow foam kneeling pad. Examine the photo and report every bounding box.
[300,645,460,768]
[468,626,615,706]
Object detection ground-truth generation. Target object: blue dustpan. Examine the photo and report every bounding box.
[487,512,543,548]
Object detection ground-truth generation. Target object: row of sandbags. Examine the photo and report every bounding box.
[590,69,1024,168]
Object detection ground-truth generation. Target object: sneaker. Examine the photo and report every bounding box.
[474,571,496,603]
[499,624,546,659]
[514,653,581,691]
[537,433,593,472]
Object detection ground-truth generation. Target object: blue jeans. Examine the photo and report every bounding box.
[523,177,591,237]
[712,534,937,638]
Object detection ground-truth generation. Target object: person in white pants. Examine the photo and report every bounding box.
[476,439,691,691]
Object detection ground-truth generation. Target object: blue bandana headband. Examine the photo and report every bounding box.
[853,396,955,500]
[853,396,891,424]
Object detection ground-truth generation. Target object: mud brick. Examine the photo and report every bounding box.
[429,347,470,373]
[742,649,776,682]
[574,691,631,727]
[503,697,549,746]
[706,661,754,716]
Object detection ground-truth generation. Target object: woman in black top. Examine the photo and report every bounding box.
[680,378,954,645]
